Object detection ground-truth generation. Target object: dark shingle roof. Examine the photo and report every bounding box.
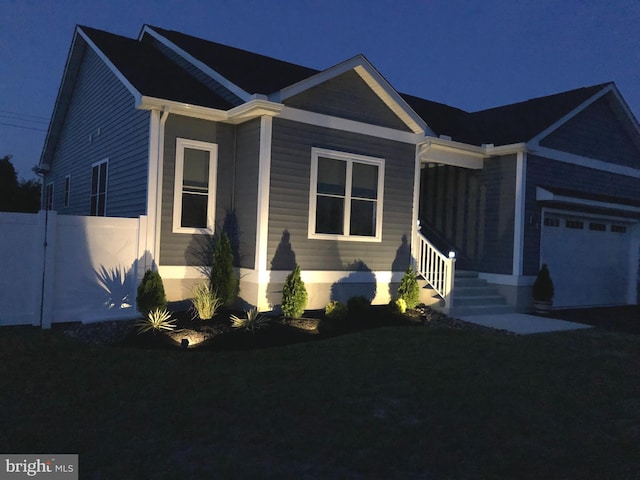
[403,83,610,145]
[80,26,233,110]
[146,26,320,95]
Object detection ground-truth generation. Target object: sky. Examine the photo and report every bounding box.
[1,0,638,180]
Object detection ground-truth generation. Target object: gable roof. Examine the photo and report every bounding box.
[143,25,320,97]
[403,83,612,146]
[80,26,233,110]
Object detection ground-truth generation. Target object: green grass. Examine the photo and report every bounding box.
[1,324,640,478]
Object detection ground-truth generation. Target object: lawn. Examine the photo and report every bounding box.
[1,321,639,479]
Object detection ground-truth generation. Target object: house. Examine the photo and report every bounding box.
[39,25,640,314]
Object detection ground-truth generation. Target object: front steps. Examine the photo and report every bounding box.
[422,271,514,317]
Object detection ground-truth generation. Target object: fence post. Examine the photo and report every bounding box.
[442,258,456,314]
[39,210,57,329]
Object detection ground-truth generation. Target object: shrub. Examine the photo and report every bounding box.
[190,283,222,320]
[135,308,176,335]
[210,232,237,306]
[230,308,271,334]
[397,266,420,309]
[325,300,347,320]
[390,297,407,314]
[533,264,554,301]
[281,264,308,318]
[347,295,371,319]
[137,269,167,314]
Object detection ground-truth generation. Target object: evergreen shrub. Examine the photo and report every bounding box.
[281,264,308,318]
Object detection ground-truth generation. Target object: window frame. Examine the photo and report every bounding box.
[90,159,108,216]
[172,137,218,235]
[308,147,384,242]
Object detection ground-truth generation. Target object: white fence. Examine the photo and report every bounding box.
[0,211,150,328]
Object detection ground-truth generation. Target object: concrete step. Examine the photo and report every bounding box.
[449,304,516,317]
[453,285,501,297]
[451,294,507,307]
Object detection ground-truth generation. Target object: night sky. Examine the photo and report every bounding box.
[1,0,638,179]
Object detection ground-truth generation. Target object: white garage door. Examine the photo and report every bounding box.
[539,212,632,307]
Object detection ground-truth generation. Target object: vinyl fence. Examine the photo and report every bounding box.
[0,211,150,328]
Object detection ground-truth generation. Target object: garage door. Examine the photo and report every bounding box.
[539,212,632,307]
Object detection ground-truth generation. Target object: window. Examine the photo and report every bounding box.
[611,224,627,233]
[64,175,71,208]
[589,222,606,231]
[173,138,218,234]
[90,159,108,216]
[44,182,54,210]
[565,219,584,229]
[543,216,560,227]
[309,148,384,241]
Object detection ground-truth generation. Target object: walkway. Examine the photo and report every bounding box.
[458,312,592,335]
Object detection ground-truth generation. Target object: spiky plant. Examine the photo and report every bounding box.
[230,308,271,334]
[135,308,176,335]
[190,283,222,320]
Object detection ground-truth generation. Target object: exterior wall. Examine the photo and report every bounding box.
[159,115,235,266]
[522,154,640,276]
[268,118,416,273]
[234,119,261,269]
[285,70,411,131]
[540,93,640,169]
[44,41,150,217]
[420,155,517,274]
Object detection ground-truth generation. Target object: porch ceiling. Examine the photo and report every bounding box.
[419,137,485,169]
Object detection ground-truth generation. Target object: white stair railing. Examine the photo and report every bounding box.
[415,231,456,309]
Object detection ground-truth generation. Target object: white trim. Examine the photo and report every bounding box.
[278,106,423,144]
[512,152,526,275]
[158,265,207,279]
[418,138,485,169]
[44,181,54,211]
[227,98,284,123]
[541,207,638,225]
[138,96,228,121]
[90,158,108,216]
[172,138,218,234]
[528,146,640,178]
[77,27,142,105]
[239,267,407,284]
[255,116,273,272]
[308,147,384,242]
[528,84,612,146]
[411,144,421,265]
[536,187,640,214]
[141,26,251,102]
[276,55,428,135]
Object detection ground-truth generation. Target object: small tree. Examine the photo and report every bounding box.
[397,265,420,309]
[533,264,554,302]
[210,232,237,306]
[137,269,167,314]
[281,264,308,318]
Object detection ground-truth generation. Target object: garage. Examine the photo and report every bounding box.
[539,209,636,307]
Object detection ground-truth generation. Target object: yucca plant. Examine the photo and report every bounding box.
[190,283,222,320]
[230,308,271,334]
[135,308,177,335]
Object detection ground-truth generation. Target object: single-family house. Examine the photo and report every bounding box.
[39,25,640,314]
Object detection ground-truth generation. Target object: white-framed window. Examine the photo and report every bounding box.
[308,147,384,241]
[44,182,54,210]
[173,138,218,234]
[63,175,71,208]
[90,159,108,216]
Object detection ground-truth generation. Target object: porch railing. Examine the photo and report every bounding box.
[415,231,456,309]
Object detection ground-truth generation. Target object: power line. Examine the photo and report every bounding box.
[0,110,49,121]
[0,122,47,132]
[0,114,49,124]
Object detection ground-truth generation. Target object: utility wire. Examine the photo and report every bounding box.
[0,122,47,132]
[0,114,49,124]
[0,110,49,121]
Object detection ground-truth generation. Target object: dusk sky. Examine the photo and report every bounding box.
[1,0,638,180]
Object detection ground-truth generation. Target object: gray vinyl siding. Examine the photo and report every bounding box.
[43,41,149,217]
[268,118,415,272]
[522,154,640,275]
[419,156,517,274]
[234,119,261,269]
[160,115,235,265]
[540,93,640,168]
[285,70,411,132]
[142,34,244,107]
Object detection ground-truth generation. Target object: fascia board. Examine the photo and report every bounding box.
[277,55,429,135]
[141,26,251,103]
[138,96,228,122]
[528,84,611,147]
[77,27,143,105]
[536,186,640,214]
[227,98,284,124]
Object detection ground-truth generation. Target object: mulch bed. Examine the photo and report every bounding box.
[56,304,504,350]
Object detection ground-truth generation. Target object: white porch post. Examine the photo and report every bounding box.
[255,115,273,310]
[512,151,527,276]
